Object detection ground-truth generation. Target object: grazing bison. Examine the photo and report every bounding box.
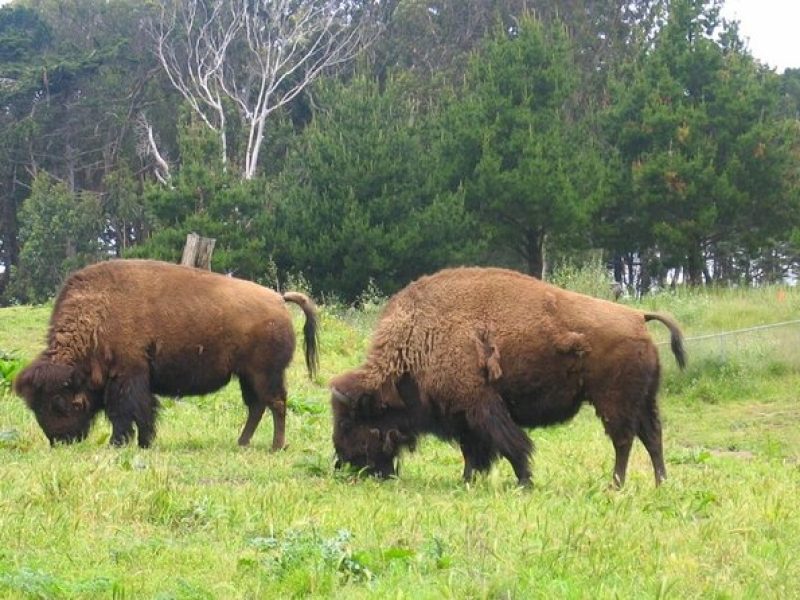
[14,259,318,449]
[330,267,685,487]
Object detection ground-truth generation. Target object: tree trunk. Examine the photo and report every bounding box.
[686,245,705,286]
[181,233,216,269]
[613,256,625,284]
[0,167,21,298]
[525,228,546,279]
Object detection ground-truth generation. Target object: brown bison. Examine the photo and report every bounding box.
[14,259,318,449]
[330,267,685,487]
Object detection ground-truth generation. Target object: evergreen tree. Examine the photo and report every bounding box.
[439,16,604,277]
[268,74,482,300]
[604,0,800,286]
[11,173,104,302]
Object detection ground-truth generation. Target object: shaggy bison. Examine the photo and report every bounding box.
[330,267,685,487]
[14,259,318,449]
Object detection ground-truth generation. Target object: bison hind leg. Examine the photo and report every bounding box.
[596,370,666,488]
[238,371,287,451]
[637,381,667,485]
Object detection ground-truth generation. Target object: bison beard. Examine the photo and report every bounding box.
[330,267,686,488]
[14,259,319,449]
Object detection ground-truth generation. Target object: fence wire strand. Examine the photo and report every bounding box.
[656,319,800,345]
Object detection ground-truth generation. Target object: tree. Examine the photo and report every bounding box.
[0,1,175,301]
[779,68,800,119]
[125,114,277,281]
[267,73,482,300]
[0,5,51,297]
[151,0,390,179]
[604,0,800,287]
[438,16,604,278]
[11,173,104,302]
[371,0,529,78]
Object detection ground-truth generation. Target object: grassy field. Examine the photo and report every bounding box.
[1,286,799,598]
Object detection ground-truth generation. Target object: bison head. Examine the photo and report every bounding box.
[14,359,101,445]
[329,371,415,478]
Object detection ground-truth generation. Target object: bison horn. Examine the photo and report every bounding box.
[331,387,352,406]
[383,429,405,454]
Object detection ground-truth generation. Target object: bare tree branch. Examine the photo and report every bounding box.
[136,113,172,185]
[149,0,386,179]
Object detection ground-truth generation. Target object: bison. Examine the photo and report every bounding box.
[330,267,685,487]
[14,259,319,449]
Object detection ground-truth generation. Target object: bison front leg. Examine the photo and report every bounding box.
[238,373,287,451]
[105,372,159,448]
[459,431,498,483]
[465,392,533,487]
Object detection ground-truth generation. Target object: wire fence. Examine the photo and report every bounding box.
[656,319,800,373]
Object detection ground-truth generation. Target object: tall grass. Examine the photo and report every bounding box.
[1,285,799,598]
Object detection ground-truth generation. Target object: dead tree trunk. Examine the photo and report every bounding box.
[180,233,216,269]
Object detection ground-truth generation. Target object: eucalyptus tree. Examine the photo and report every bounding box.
[0,5,51,296]
[151,0,392,180]
[0,1,169,301]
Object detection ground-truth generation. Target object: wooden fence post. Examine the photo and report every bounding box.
[180,233,216,269]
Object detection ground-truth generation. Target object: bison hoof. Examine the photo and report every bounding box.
[517,477,533,489]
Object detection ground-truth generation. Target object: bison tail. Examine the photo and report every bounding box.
[283,292,320,379]
[644,313,687,370]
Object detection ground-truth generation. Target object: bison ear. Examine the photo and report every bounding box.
[71,392,91,412]
[13,365,37,407]
[13,361,74,407]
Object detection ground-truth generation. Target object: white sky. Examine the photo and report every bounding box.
[720,0,800,72]
[0,0,796,72]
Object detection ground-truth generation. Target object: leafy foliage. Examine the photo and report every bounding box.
[267,74,483,300]
[441,16,605,276]
[10,173,104,302]
[0,350,23,393]
[0,0,799,302]
[604,0,800,286]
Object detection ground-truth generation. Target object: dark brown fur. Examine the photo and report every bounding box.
[14,259,319,449]
[330,267,685,487]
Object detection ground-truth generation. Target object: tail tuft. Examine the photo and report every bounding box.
[283,292,320,379]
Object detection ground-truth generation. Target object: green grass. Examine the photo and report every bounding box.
[1,289,799,599]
